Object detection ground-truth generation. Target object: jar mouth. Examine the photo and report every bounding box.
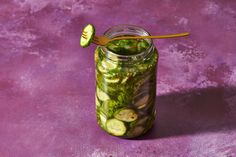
[100,24,154,62]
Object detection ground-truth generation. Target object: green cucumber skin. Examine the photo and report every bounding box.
[95,40,158,138]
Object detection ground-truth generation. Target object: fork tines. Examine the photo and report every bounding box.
[82,32,87,39]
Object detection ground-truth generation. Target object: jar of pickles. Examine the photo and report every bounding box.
[95,25,158,138]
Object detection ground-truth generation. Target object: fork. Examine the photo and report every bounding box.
[82,32,190,46]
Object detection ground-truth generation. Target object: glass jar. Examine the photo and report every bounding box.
[95,25,158,138]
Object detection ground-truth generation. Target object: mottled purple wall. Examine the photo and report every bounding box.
[0,0,236,157]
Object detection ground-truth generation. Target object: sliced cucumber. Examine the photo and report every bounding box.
[101,60,118,70]
[96,87,109,101]
[114,108,138,122]
[121,76,129,84]
[139,74,152,86]
[134,95,149,109]
[99,112,107,127]
[103,73,112,78]
[106,42,121,52]
[127,126,145,138]
[97,60,118,74]
[106,118,126,136]
[95,95,101,107]
[80,24,95,48]
[104,77,120,83]
[101,100,109,114]
[97,63,107,73]
[136,116,149,126]
[107,53,119,62]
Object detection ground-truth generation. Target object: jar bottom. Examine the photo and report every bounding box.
[96,109,156,139]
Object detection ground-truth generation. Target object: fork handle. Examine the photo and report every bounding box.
[111,32,190,41]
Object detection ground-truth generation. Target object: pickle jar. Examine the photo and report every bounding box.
[95,25,158,138]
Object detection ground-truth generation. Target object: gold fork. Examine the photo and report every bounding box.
[82,32,190,46]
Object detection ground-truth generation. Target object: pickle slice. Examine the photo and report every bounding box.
[106,119,126,136]
[114,108,138,122]
[96,87,110,101]
[80,24,95,48]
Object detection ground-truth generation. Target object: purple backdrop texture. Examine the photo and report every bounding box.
[0,0,236,156]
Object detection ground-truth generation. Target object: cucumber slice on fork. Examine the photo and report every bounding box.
[80,24,95,47]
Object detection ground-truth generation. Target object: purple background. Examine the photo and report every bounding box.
[1,0,236,156]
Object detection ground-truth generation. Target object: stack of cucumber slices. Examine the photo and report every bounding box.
[96,86,154,137]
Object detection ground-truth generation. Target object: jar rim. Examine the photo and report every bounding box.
[100,24,154,62]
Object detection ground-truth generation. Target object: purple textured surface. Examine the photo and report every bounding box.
[1,0,236,156]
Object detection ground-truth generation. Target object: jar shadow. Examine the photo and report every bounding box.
[134,86,236,140]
